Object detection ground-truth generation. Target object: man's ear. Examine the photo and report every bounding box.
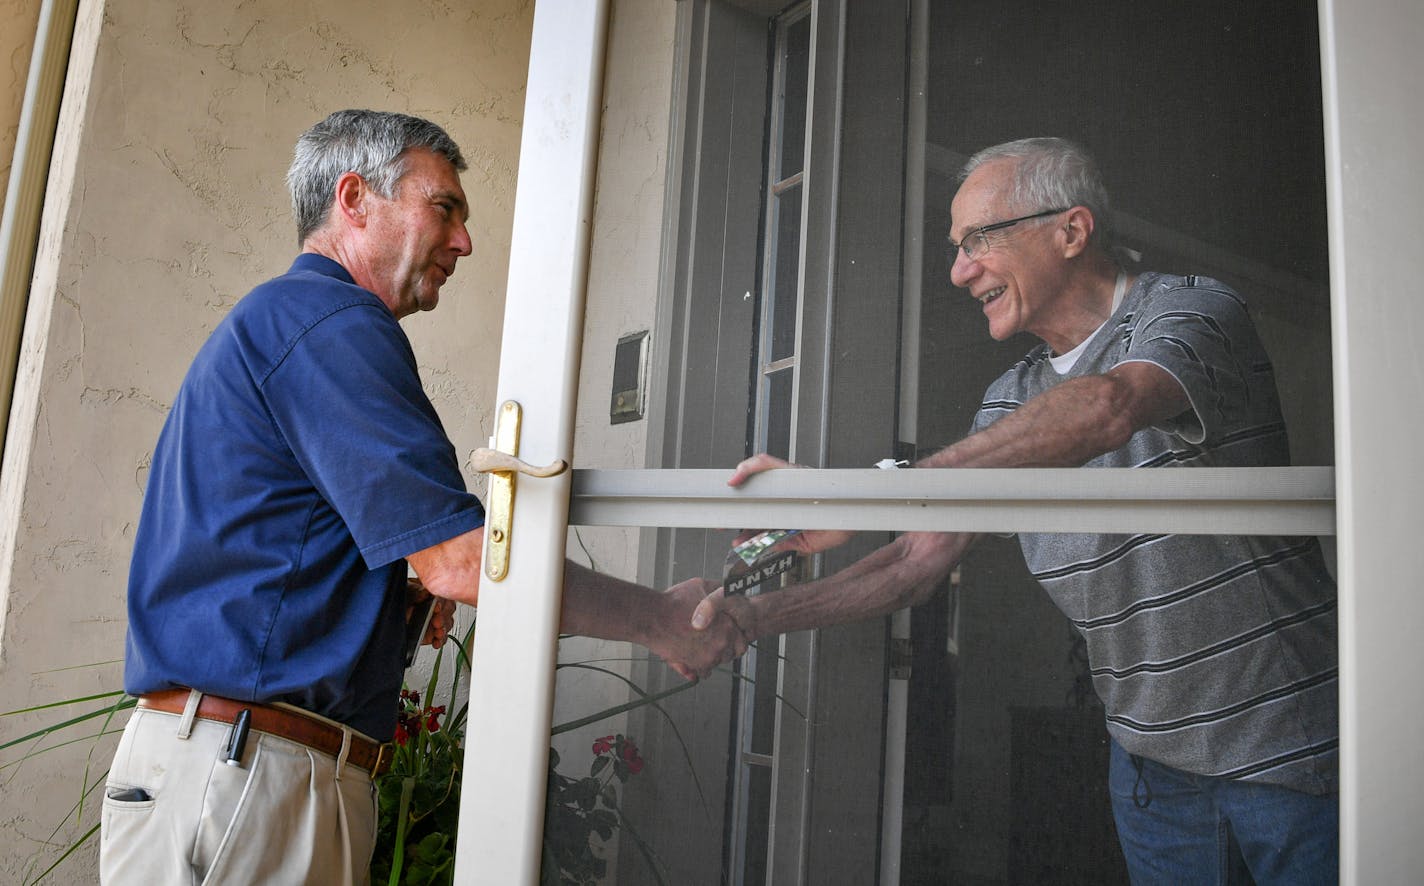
[1060,206,1095,259]
[332,171,370,228]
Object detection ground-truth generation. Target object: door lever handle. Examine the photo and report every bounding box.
[468,448,568,478]
[469,401,568,582]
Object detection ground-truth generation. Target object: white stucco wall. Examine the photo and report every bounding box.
[0,1,532,880]
[545,6,680,879]
[555,0,678,794]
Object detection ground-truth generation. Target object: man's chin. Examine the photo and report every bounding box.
[984,309,1020,342]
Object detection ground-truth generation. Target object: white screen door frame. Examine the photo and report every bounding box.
[450,2,610,883]
[452,1,1424,882]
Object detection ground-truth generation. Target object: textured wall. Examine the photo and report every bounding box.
[0,1,532,881]
[558,0,678,666]
[554,0,679,870]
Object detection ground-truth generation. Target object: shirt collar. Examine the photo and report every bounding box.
[290,252,357,287]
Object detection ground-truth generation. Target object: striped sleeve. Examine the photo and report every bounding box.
[1117,278,1268,446]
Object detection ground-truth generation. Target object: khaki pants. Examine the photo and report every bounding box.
[101,696,378,885]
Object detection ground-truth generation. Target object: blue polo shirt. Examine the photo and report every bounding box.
[124,254,485,739]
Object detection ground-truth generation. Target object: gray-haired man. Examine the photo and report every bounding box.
[695,137,1338,884]
[102,110,743,884]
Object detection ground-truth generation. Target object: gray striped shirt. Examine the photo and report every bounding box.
[972,272,1337,794]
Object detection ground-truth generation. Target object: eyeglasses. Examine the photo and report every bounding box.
[948,207,1068,262]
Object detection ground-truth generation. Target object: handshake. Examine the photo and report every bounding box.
[643,454,855,682]
[646,528,805,681]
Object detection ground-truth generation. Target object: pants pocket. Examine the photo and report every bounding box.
[100,787,159,882]
[192,752,255,881]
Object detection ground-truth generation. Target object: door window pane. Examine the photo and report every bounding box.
[766,188,803,365]
[552,0,1334,884]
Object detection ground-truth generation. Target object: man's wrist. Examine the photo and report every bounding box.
[730,601,759,648]
[638,587,678,649]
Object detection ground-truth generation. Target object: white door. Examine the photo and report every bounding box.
[451,0,1424,884]
[448,3,613,883]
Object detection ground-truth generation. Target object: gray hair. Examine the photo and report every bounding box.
[286,109,467,244]
[959,137,1113,248]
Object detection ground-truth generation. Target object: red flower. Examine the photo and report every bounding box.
[592,735,614,756]
[394,722,410,746]
[425,705,446,733]
[621,739,644,774]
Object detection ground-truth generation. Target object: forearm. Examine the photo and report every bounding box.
[407,527,484,605]
[560,561,746,680]
[919,363,1188,469]
[557,559,666,648]
[921,378,1125,468]
[742,530,976,640]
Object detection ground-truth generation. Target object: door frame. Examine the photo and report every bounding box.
[453,1,1424,882]
[451,2,610,883]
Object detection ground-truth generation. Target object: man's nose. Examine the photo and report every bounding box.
[452,223,472,257]
[949,247,977,288]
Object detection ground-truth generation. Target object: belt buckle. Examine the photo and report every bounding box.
[372,741,394,777]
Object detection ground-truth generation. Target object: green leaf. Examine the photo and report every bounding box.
[0,696,136,754]
[26,820,100,885]
[549,665,696,734]
[546,663,722,820]
[0,690,130,718]
[385,776,416,886]
[0,726,127,773]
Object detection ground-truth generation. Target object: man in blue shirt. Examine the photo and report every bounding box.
[100,110,743,884]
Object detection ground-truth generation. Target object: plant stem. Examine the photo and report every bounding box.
[387,776,415,886]
[550,680,696,735]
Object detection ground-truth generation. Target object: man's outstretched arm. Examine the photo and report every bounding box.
[699,361,1190,639]
[918,361,1189,469]
[559,561,747,680]
[725,361,1189,542]
[408,529,746,679]
[692,530,977,643]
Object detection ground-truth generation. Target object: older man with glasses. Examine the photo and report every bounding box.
[695,137,1338,885]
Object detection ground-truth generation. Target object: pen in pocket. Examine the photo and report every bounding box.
[224,709,252,767]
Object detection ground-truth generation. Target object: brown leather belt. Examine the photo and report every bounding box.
[138,689,392,776]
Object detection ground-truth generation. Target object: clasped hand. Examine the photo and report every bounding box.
[405,578,457,651]
[726,453,855,554]
[648,577,752,681]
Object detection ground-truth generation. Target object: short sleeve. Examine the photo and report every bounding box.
[261,303,484,567]
[1116,282,1268,446]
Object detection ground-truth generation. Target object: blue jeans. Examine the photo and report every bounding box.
[1108,739,1337,885]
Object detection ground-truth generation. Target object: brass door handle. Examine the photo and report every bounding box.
[468,448,568,479]
[470,401,568,581]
